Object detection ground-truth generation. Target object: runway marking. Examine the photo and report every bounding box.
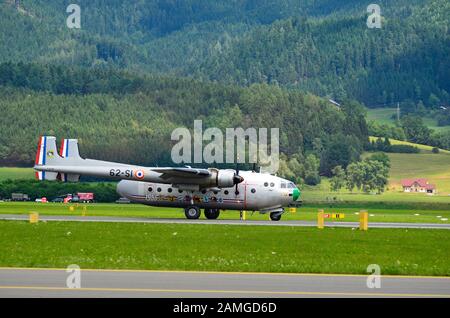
[0,267,449,280]
[0,285,449,298]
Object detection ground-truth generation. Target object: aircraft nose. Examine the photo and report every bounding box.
[293,188,300,201]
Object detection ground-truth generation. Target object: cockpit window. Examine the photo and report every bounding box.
[281,182,286,188]
[288,183,296,188]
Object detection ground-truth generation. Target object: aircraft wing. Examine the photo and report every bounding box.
[152,167,211,179]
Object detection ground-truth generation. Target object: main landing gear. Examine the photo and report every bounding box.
[204,208,220,220]
[184,206,221,220]
[184,206,201,219]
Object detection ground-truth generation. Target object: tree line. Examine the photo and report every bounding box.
[330,153,390,194]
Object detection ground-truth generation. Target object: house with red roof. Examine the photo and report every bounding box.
[401,178,436,194]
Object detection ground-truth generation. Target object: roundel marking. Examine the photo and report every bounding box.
[134,170,145,180]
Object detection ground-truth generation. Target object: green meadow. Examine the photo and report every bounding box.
[0,220,448,276]
[366,108,450,133]
[366,108,399,126]
[0,167,34,181]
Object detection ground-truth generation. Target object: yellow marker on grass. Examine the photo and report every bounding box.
[359,210,368,231]
[317,210,324,229]
[29,212,39,224]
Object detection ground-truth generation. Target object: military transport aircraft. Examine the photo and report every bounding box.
[34,136,301,221]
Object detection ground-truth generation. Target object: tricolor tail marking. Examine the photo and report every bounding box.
[35,136,46,180]
[59,139,70,182]
[59,139,69,158]
[35,171,44,180]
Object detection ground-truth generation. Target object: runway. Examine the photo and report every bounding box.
[0,214,449,229]
[0,268,449,298]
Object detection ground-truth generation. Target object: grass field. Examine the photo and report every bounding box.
[366,108,399,126]
[0,167,34,181]
[366,108,450,133]
[363,143,450,194]
[387,153,450,193]
[302,187,450,206]
[368,136,450,154]
[0,202,449,224]
[0,220,448,276]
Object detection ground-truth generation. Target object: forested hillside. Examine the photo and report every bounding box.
[0,64,367,178]
[1,0,448,108]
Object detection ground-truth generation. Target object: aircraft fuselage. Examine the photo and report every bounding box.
[117,171,301,213]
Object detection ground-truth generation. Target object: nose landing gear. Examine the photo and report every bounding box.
[269,209,284,221]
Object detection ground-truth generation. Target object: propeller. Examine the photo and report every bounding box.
[234,163,244,195]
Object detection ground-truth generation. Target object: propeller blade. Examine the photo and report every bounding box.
[234,163,243,194]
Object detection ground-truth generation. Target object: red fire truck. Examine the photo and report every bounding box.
[65,193,94,203]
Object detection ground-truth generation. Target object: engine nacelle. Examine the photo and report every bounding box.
[216,169,237,188]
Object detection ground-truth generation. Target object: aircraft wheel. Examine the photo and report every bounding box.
[270,212,282,221]
[204,208,220,220]
[185,206,200,219]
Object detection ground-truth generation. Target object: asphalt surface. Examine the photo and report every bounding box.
[0,268,449,298]
[0,214,450,229]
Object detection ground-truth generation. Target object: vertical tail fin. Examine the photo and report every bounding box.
[59,138,81,159]
[58,138,81,182]
[34,136,60,181]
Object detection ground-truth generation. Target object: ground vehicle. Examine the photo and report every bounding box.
[75,193,94,203]
[48,193,95,203]
[64,193,94,203]
[11,193,29,201]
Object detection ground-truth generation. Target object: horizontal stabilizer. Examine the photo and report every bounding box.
[58,173,80,182]
[35,171,58,181]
